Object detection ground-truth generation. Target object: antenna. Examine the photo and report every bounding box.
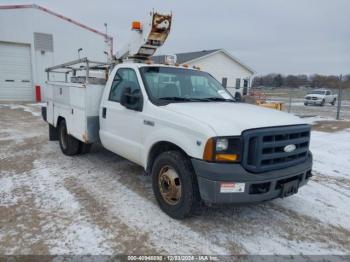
[78,48,83,59]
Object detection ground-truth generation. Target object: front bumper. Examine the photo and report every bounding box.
[304,99,322,105]
[191,154,313,204]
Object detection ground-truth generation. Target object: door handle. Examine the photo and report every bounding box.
[102,107,107,118]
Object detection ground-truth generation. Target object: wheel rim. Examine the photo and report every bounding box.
[60,124,68,150]
[158,165,182,205]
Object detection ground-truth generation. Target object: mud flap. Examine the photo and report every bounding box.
[49,124,59,141]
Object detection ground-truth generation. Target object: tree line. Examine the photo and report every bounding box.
[252,74,350,89]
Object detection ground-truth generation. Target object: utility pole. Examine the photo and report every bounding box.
[336,74,343,120]
[288,93,292,113]
[104,23,111,63]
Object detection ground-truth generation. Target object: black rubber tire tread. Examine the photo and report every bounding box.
[331,98,336,106]
[78,143,92,154]
[58,120,80,156]
[152,150,200,219]
[320,99,325,106]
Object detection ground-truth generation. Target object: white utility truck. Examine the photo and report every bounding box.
[304,89,337,106]
[42,12,313,219]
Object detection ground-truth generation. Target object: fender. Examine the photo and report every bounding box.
[141,125,211,168]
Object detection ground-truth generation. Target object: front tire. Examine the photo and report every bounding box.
[78,143,92,154]
[331,98,336,105]
[320,99,325,106]
[58,119,80,156]
[152,151,200,219]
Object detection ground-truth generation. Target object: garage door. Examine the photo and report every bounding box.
[0,42,33,101]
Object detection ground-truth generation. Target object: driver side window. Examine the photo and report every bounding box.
[109,68,141,102]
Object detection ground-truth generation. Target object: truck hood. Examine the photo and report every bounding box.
[164,102,306,136]
[305,94,324,99]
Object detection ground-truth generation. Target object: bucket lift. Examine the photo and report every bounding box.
[116,11,172,60]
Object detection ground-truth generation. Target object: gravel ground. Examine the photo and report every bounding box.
[0,103,350,256]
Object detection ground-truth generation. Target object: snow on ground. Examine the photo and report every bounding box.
[311,130,350,179]
[0,103,43,117]
[0,103,349,255]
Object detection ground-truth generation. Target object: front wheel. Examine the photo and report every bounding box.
[331,98,336,106]
[152,151,200,219]
[78,143,92,154]
[320,99,325,106]
[58,119,80,156]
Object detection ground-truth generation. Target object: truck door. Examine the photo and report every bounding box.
[99,68,144,165]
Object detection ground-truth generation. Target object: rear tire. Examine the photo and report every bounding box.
[152,151,200,219]
[58,119,80,156]
[304,102,308,106]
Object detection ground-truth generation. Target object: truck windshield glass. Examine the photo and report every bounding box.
[139,66,234,104]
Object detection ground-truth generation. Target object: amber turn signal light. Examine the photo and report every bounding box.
[215,154,238,162]
[132,21,141,30]
[203,138,214,161]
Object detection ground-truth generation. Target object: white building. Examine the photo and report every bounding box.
[0,4,113,101]
[152,49,254,99]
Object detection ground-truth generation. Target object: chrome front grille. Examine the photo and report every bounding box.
[242,125,311,173]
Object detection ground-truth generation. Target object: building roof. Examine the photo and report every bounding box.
[0,4,112,41]
[152,49,220,64]
[152,49,254,74]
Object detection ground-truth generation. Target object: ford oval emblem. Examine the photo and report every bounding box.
[284,144,296,153]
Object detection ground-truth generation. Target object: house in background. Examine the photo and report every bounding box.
[0,4,113,101]
[152,49,255,99]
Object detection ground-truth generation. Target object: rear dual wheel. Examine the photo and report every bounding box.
[58,119,91,156]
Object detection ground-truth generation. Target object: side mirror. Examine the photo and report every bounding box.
[120,87,143,111]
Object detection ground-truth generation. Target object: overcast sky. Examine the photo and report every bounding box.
[1,0,349,75]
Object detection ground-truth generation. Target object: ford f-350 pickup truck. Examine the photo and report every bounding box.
[42,58,313,219]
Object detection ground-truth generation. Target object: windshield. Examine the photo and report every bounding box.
[139,66,234,104]
[308,91,326,95]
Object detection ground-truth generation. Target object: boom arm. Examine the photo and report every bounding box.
[116,11,172,60]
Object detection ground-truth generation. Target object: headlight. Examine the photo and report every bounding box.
[203,137,242,162]
[216,138,229,151]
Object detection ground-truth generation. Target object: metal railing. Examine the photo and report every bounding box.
[45,57,113,84]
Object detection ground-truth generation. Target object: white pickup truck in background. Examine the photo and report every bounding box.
[304,89,337,106]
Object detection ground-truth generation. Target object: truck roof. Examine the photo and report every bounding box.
[121,61,201,71]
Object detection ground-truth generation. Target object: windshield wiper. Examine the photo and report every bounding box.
[158,97,235,103]
[159,97,195,102]
[201,97,235,102]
